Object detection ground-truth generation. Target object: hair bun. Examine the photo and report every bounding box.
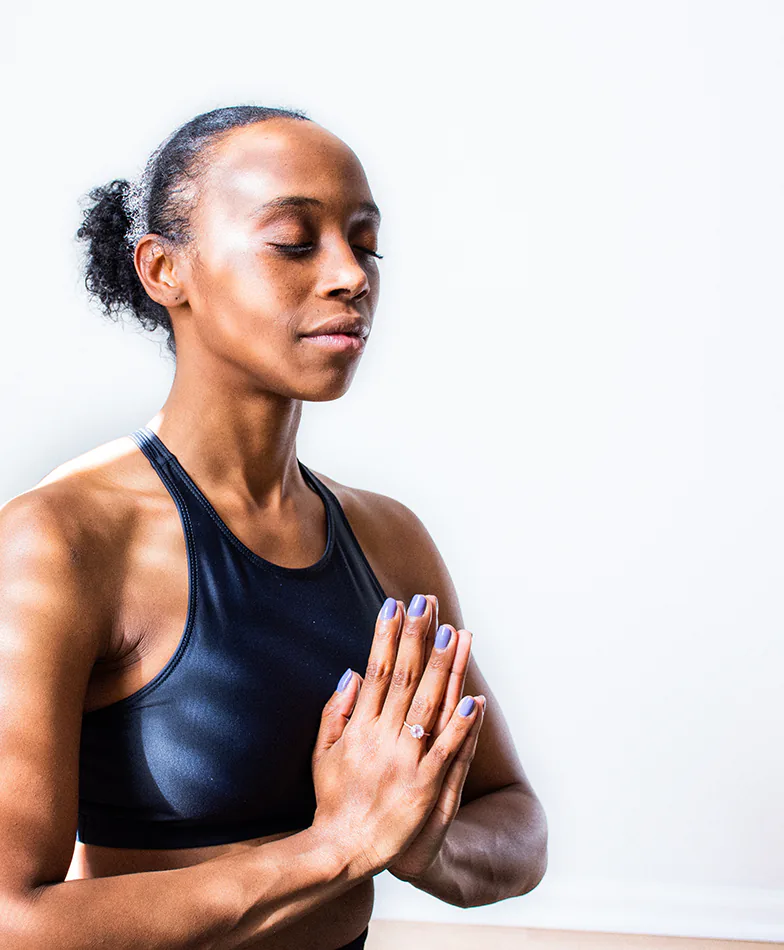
[75,177,167,344]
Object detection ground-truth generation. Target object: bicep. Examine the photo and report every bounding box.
[0,495,105,895]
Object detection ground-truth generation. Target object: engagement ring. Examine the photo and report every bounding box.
[403,721,431,739]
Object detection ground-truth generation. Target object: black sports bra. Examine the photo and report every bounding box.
[77,426,387,850]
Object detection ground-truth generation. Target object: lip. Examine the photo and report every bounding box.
[301,333,366,353]
[301,315,369,339]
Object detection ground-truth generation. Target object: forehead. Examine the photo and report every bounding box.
[200,119,373,216]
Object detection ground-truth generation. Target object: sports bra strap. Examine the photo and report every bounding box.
[128,426,174,470]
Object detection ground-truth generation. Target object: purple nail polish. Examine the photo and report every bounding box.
[380,597,397,620]
[435,625,452,650]
[458,695,476,717]
[408,594,426,617]
[337,668,352,692]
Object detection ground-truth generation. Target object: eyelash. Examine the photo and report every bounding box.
[270,243,384,260]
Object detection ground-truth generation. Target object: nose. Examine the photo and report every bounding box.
[315,238,371,301]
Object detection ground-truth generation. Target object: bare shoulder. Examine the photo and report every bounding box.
[311,468,425,536]
[9,440,108,535]
[0,435,150,649]
[35,433,147,502]
[308,468,457,612]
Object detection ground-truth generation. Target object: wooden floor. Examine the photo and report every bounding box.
[365,922,783,949]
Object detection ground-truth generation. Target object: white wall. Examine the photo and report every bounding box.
[2,0,782,942]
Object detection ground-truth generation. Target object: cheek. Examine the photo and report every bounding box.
[193,245,309,322]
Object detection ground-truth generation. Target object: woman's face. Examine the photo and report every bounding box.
[165,118,381,401]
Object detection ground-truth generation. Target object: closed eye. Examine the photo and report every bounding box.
[269,243,383,259]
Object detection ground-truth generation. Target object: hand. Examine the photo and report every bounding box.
[377,595,487,883]
[310,593,484,879]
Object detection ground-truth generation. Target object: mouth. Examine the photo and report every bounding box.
[300,314,369,340]
[301,333,366,352]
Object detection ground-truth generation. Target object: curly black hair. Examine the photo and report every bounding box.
[75,104,310,358]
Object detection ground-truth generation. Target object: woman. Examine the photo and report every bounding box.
[0,105,547,948]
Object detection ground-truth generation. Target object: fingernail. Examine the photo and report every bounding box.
[337,668,352,692]
[458,696,476,717]
[434,624,452,650]
[408,594,426,617]
[380,596,397,620]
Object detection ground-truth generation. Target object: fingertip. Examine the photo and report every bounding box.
[336,667,353,693]
[378,597,398,621]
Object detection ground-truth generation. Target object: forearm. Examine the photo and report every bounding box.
[406,785,548,908]
[3,825,368,950]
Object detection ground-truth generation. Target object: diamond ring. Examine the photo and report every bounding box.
[403,721,431,739]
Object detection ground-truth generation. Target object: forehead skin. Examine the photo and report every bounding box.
[195,119,375,230]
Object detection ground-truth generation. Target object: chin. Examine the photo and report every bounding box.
[306,380,356,402]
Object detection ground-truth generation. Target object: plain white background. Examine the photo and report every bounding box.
[1,0,782,942]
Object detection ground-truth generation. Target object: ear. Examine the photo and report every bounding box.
[133,234,188,308]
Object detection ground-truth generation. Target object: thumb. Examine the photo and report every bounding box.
[312,668,361,761]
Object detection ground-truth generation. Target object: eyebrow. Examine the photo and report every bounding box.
[252,195,381,222]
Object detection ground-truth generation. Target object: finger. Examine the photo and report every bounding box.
[420,693,483,782]
[454,694,486,767]
[331,666,362,718]
[431,695,486,818]
[311,668,364,763]
[422,594,439,658]
[430,629,474,738]
[346,672,364,716]
[378,593,435,728]
[346,597,404,726]
[388,621,460,744]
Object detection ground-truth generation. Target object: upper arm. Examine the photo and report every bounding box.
[0,492,108,897]
[354,491,541,807]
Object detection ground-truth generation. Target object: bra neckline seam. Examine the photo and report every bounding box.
[138,428,336,576]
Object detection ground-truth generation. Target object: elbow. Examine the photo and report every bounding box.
[521,839,548,895]
[519,792,549,896]
[0,888,44,950]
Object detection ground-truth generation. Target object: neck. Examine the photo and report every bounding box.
[148,353,306,510]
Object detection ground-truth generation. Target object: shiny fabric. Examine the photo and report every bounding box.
[339,925,370,949]
[77,426,387,848]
